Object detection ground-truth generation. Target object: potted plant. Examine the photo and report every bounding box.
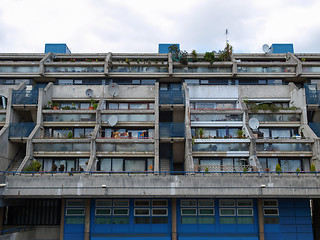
[51,164,58,172]
[89,99,95,110]
[53,102,59,110]
[58,164,65,172]
[310,163,316,172]
[93,103,98,110]
[71,103,77,110]
[275,163,282,173]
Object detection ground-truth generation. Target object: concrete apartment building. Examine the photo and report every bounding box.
[0,43,319,239]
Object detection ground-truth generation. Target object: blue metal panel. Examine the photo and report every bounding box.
[296,217,312,225]
[270,44,294,53]
[265,233,282,240]
[279,207,295,216]
[158,44,179,54]
[297,224,313,233]
[280,217,296,224]
[295,208,311,217]
[9,122,35,138]
[45,43,71,53]
[280,224,297,232]
[294,199,310,208]
[159,123,185,138]
[264,224,280,233]
[297,233,313,240]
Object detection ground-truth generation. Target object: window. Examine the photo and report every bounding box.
[152,209,168,216]
[96,200,111,207]
[152,200,168,207]
[237,209,253,216]
[263,199,279,224]
[220,208,236,216]
[181,209,197,215]
[181,200,197,207]
[134,200,150,207]
[113,209,129,215]
[199,209,214,215]
[113,200,129,207]
[66,208,85,216]
[220,200,235,207]
[134,209,150,216]
[95,208,111,216]
[66,200,85,207]
[237,200,253,207]
[181,199,215,225]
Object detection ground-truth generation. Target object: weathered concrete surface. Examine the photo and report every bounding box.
[3,174,320,198]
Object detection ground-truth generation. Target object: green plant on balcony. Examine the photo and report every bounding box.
[296,168,301,173]
[191,50,198,62]
[52,102,59,110]
[311,163,316,172]
[205,167,209,174]
[62,106,71,110]
[204,52,215,64]
[236,129,244,138]
[93,103,98,110]
[67,131,73,139]
[71,103,77,110]
[89,99,96,110]
[218,42,233,61]
[196,128,206,139]
[275,163,282,172]
[24,160,41,172]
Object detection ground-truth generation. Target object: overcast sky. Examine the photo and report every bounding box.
[0,0,319,54]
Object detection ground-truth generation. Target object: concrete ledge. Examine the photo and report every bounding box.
[4,174,320,198]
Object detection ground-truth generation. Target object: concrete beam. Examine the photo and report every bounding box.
[4,174,320,198]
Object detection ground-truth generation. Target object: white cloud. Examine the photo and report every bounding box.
[0,0,319,53]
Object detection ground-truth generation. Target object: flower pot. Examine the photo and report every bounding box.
[89,106,94,110]
[53,106,59,110]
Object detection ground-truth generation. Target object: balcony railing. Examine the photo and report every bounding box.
[110,66,168,73]
[45,66,104,73]
[309,122,320,137]
[101,114,154,122]
[191,114,242,122]
[237,66,295,73]
[97,143,154,152]
[34,143,90,151]
[193,143,249,152]
[198,165,252,172]
[43,114,96,122]
[159,90,185,104]
[12,89,39,104]
[9,122,35,138]
[305,84,320,104]
[256,143,311,151]
[249,114,300,122]
[159,123,185,138]
[173,66,232,73]
[0,66,39,73]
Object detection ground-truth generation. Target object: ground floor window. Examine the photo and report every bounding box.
[36,158,89,171]
[97,158,154,172]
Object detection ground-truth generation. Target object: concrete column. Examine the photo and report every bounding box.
[84,199,91,240]
[168,53,173,76]
[171,198,177,240]
[59,199,65,240]
[257,199,265,240]
[154,82,160,173]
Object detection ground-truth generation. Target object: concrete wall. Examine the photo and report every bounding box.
[104,85,155,99]
[189,85,238,100]
[239,85,290,99]
[0,86,15,99]
[4,174,320,198]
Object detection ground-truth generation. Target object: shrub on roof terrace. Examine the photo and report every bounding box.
[24,160,41,172]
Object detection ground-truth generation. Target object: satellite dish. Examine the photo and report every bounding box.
[108,83,120,97]
[86,89,93,98]
[249,118,260,130]
[107,115,118,127]
[262,44,270,53]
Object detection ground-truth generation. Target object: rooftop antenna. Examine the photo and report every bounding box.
[225,29,229,44]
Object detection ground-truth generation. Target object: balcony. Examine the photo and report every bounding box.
[12,89,39,105]
[237,66,295,73]
[97,143,154,153]
[0,65,39,74]
[193,143,249,152]
[173,66,232,73]
[43,113,96,122]
[9,122,35,138]
[33,142,90,152]
[256,143,312,152]
[159,90,185,105]
[249,113,300,122]
[0,113,6,122]
[198,164,252,172]
[110,66,167,73]
[159,123,185,138]
[101,114,154,123]
[191,113,242,122]
[305,84,320,105]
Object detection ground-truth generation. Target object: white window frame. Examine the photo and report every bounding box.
[96,199,112,207]
[66,208,85,216]
[181,208,197,216]
[95,208,111,216]
[237,208,253,216]
[113,208,129,216]
[134,200,150,207]
[152,199,168,207]
[237,199,253,207]
[113,199,129,207]
[219,199,235,207]
[181,199,197,207]
[263,208,279,216]
[198,199,214,207]
[134,208,150,216]
[66,200,85,207]
[220,208,236,216]
[199,208,215,216]
[263,199,278,207]
[152,208,168,216]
